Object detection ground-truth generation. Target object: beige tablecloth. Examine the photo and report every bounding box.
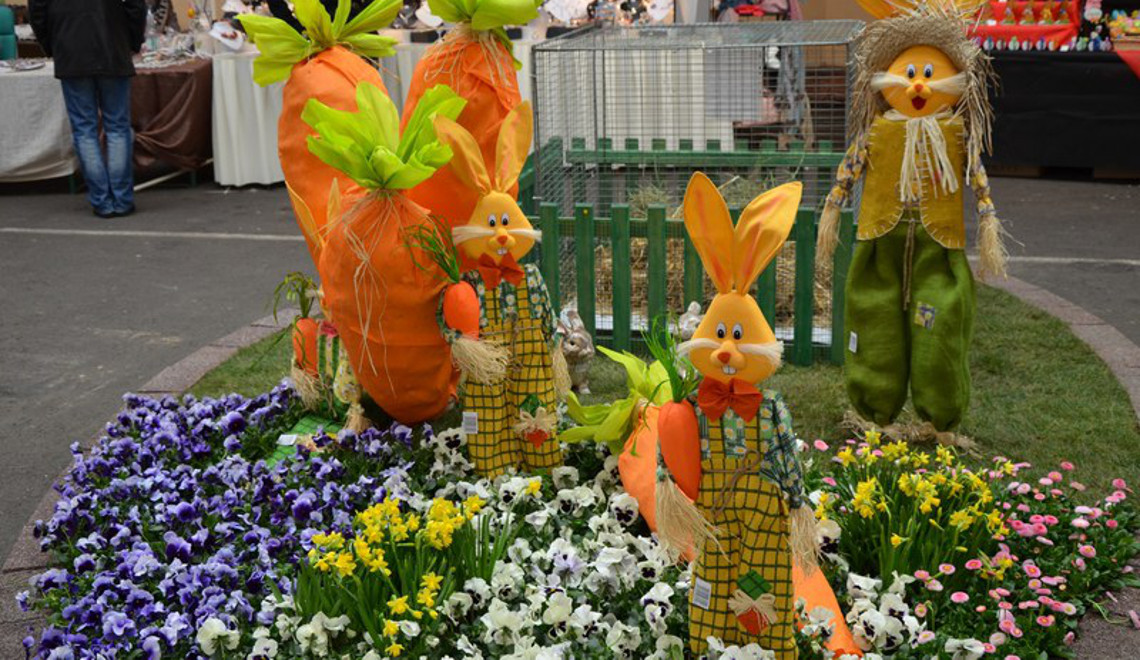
[0,62,77,182]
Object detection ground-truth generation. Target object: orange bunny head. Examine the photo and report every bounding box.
[433,102,539,266]
[678,173,802,385]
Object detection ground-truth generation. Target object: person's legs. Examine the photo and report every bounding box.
[60,78,113,215]
[97,77,135,214]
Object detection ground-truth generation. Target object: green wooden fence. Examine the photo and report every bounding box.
[516,153,856,366]
[521,203,855,366]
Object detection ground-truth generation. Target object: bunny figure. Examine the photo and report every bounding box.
[655,173,816,658]
[557,309,595,394]
[433,102,564,479]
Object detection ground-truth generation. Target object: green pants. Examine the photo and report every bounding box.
[844,218,975,431]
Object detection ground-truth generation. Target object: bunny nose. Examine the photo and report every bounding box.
[717,352,731,364]
[914,83,925,93]
[496,235,509,245]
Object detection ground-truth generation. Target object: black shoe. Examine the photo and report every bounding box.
[93,208,115,219]
[113,205,136,218]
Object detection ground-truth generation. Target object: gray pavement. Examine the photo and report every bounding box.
[0,185,310,562]
[990,177,1140,346]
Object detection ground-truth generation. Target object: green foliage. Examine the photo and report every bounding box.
[427,0,542,51]
[406,221,462,284]
[272,271,319,321]
[303,83,466,190]
[560,346,672,455]
[642,315,701,404]
[237,0,402,85]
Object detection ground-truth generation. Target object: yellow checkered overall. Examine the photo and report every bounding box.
[689,390,803,659]
[444,264,562,478]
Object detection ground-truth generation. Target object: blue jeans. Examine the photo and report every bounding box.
[60,77,135,215]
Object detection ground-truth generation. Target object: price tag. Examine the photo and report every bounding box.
[692,577,713,610]
[462,412,479,436]
[848,331,858,354]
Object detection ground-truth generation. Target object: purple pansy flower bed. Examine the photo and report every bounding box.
[19,384,430,659]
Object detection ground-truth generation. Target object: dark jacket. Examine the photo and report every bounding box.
[29,0,148,79]
[266,0,367,34]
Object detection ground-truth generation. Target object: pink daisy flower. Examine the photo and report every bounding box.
[951,591,969,603]
[939,563,956,575]
[1079,544,1097,558]
[813,439,829,451]
[966,559,983,570]
[1060,461,1075,471]
[1037,615,1055,627]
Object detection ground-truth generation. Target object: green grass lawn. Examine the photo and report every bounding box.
[190,285,1140,495]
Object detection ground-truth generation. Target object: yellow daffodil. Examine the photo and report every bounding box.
[525,478,542,496]
[421,572,443,592]
[334,551,356,577]
[890,534,907,547]
[837,447,856,467]
[864,430,882,446]
[388,596,410,615]
[386,642,405,657]
[383,619,399,637]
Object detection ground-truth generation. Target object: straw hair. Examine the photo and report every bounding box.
[552,344,573,398]
[816,200,842,266]
[451,335,509,384]
[291,363,323,409]
[851,2,997,175]
[976,212,1009,280]
[789,505,821,575]
[345,402,371,433]
[656,473,720,563]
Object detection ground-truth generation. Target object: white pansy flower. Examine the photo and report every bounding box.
[608,492,639,526]
[851,607,887,651]
[445,591,474,619]
[605,621,641,657]
[397,620,420,637]
[492,562,525,599]
[847,572,882,599]
[542,591,574,625]
[197,617,240,657]
[886,571,916,595]
[551,466,579,489]
[945,638,986,660]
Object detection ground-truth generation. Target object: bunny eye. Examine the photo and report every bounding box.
[732,324,743,340]
[923,63,934,78]
[716,323,726,339]
[487,214,497,227]
[501,213,510,226]
[906,64,916,79]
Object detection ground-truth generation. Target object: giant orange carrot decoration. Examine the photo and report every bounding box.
[302,82,467,424]
[238,0,402,264]
[401,0,541,228]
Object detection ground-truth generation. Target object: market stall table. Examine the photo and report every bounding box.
[988,50,1140,172]
[212,49,285,186]
[132,58,214,177]
[0,61,76,182]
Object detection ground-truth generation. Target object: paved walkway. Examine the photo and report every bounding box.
[0,186,310,564]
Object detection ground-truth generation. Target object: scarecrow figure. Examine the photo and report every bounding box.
[655,173,818,658]
[433,102,569,478]
[817,0,1008,439]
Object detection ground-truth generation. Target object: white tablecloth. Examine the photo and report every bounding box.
[0,62,77,182]
[212,50,286,187]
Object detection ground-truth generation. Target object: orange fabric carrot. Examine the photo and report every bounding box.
[303,82,468,424]
[401,0,539,228]
[239,0,403,265]
[658,399,702,501]
[792,565,863,656]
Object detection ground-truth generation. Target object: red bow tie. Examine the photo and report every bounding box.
[697,378,763,422]
[463,252,525,289]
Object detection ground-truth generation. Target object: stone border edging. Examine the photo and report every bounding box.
[988,275,1140,421]
[1,310,295,577]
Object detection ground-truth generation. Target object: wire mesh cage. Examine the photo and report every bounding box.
[531,21,861,354]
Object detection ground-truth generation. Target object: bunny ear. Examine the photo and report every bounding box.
[432,114,492,196]
[494,102,533,194]
[733,181,802,291]
[682,172,735,294]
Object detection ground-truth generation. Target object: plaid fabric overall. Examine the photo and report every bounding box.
[689,391,799,659]
[445,264,562,478]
